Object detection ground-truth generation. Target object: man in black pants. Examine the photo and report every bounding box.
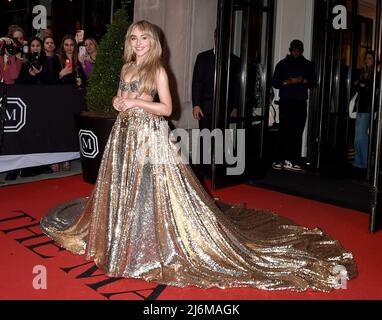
[272,40,317,171]
[192,43,215,181]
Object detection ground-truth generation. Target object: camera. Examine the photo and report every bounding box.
[4,38,24,56]
[26,52,44,70]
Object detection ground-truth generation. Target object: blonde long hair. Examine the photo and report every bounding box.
[122,20,162,96]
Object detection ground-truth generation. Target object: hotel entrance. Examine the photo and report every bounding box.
[212,0,275,188]
[213,0,382,232]
[309,0,382,232]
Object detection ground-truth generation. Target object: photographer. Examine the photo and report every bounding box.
[8,25,28,48]
[0,37,23,84]
[58,35,85,87]
[17,37,46,84]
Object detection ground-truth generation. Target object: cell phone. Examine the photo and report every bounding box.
[65,58,72,69]
[79,46,86,57]
[76,30,84,44]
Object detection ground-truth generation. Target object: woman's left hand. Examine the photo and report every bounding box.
[29,66,42,76]
[33,66,42,74]
[118,98,137,112]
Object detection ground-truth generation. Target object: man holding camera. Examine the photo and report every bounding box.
[0,37,23,84]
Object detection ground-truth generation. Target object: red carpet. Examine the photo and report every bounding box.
[0,175,381,300]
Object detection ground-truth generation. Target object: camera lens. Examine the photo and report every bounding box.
[5,44,17,55]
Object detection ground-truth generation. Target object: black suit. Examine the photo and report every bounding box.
[192,49,215,180]
[192,49,215,124]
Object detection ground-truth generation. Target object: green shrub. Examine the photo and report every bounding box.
[85,6,131,114]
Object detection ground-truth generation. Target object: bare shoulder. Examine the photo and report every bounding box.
[155,65,168,89]
[156,65,169,83]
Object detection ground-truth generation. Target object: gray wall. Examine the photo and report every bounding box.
[134,0,218,129]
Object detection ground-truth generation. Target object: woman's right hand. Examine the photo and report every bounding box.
[113,97,137,112]
[0,37,14,45]
[59,66,72,78]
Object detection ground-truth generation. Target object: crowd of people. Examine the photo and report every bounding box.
[0,25,99,179]
[0,25,98,86]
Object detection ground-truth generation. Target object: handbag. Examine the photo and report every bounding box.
[252,95,279,127]
[252,103,278,127]
[349,92,359,119]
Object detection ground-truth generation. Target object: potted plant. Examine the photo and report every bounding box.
[77,7,131,183]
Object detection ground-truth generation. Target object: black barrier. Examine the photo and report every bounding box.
[0,84,84,155]
[76,114,116,184]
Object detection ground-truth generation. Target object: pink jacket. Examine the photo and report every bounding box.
[0,41,23,84]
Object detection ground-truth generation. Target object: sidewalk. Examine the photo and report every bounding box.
[0,160,82,188]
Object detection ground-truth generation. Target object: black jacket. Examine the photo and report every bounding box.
[272,54,317,101]
[192,49,215,115]
[18,54,64,85]
[18,53,47,85]
[354,69,380,114]
[41,54,61,84]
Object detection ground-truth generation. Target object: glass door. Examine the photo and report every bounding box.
[212,0,274,189]
[311,0,382,232]
[369,0,382,232]
[309,0,358,170]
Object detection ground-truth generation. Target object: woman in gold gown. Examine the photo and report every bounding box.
[40,20,357,292]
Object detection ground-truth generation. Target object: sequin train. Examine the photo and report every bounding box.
[40,108,357,292]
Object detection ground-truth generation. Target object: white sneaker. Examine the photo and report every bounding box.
[283,160,303,172]
[272,161,283,170]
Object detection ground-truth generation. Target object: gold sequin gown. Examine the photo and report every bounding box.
[41,107,357,292]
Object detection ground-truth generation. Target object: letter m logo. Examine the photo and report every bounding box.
[79,130,99,159]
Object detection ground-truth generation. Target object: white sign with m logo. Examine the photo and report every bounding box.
[79,129,99,159]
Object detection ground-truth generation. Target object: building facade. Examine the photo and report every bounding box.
[134,0,314,141]
[135,0,382,230]
[1,0,381,229]
[0,0,134,42]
